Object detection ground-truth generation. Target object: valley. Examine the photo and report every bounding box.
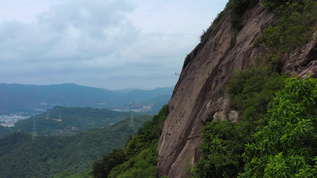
[0,110,152,177]
[0,84,171,177]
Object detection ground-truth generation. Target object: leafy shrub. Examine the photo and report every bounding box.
[227,66,286,113]
[193,66,286,177]
[241,77,317,177]
[254,0,317,71]
[257,0,316,52]
[227,0,259,30]
[261,0,289,11]
[108,144,158,178]
[125,135,145,158]
[193,119,244,177]
[91,149,127,178]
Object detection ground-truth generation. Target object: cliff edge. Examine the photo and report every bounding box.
[157,1,317,177]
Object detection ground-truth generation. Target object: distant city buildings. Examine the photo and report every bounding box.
[111,104,154,112]
[0,102,154,127]
[0,114,30,127]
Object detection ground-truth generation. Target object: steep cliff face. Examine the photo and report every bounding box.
[158,2,317,177]
[157,3,273,177]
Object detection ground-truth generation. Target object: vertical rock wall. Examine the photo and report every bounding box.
[157,3,274,177]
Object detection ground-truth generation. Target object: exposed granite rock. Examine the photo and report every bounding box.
[299,60,317,78]
[212,96,239,122]
[283,39,317,78]
[157,3,274,178]
[158,1,317,176]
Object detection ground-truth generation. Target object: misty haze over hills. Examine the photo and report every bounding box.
[0,83,173,115]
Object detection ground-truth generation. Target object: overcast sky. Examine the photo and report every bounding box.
[0,0,227,90]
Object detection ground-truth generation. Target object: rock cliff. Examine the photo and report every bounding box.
[157,2,317,177]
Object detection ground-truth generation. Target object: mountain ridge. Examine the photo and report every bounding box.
[0,83,173,114]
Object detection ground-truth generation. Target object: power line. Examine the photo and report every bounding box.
[32,118,37,139]
[130,112,135,130]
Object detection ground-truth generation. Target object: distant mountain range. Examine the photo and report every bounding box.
[0,83,173,114]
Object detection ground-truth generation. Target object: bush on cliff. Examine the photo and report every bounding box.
[193,66,286,177]
[195,73,317,177]
[227,0,259,30]
[241,77,317,177]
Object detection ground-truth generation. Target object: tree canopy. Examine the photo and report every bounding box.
[241,77,317,177]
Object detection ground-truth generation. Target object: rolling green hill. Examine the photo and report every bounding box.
[0,115,151,178]
[13,106,134,136]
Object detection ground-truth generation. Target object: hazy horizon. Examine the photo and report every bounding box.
[0,82,175,91]
[0,0,227,90]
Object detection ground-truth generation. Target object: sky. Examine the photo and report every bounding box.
[0,0,227,90]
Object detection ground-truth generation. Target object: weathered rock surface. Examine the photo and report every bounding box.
[283,39,317,78]
[158,1,317,177]
[157,3,274,177]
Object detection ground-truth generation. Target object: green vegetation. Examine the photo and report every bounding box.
[0,125,11,136]
[91,105,168,178]
[227,66,286,114]
[193,66,287,177]
[201,0,317,56]
[241,77,317,177]
[256,0,317,72]
[226,0,258,30]
[194,1,317,177]
[261,0,316,51]
[14,106,133,136]
[91,149,127,178]
[0,115,151,177]
[194,66,317,177]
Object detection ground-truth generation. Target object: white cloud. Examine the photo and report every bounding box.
[0,0,227,89]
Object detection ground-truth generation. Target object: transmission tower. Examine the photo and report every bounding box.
[130,112,135,130]
[32,118,37,139]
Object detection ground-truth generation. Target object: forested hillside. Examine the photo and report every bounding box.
[13,106,134,136]
[91,106,167,177]
[0,115,151,177]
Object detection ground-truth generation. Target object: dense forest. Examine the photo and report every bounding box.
[0,125,11,135]
[0,115,151,177]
